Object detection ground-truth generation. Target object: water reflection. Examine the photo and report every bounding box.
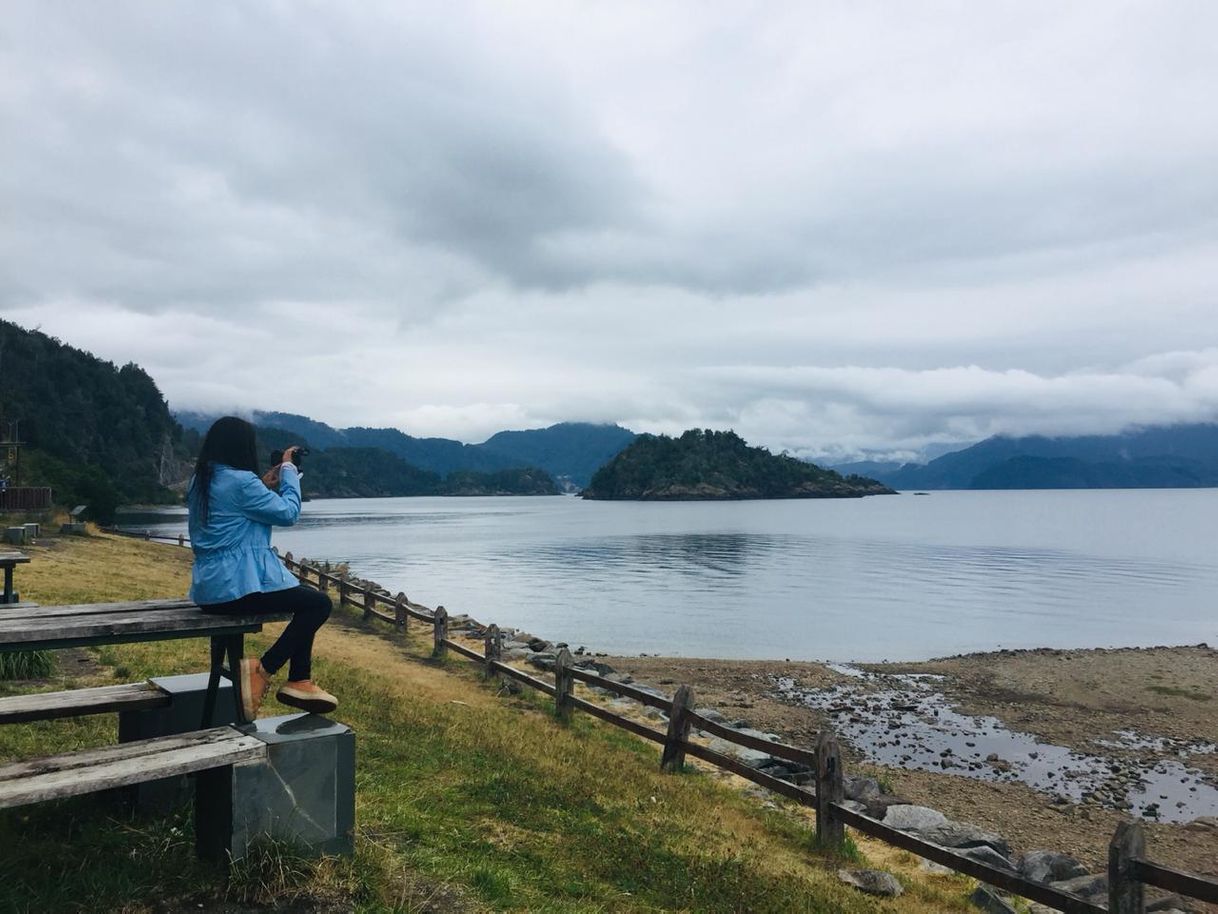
[116,491,1218,661]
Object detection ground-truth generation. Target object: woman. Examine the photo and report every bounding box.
[188,416,336,721]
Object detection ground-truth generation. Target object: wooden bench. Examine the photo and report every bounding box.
[0,726,266,809]
[0,598,291,726]
[0,681,170,724]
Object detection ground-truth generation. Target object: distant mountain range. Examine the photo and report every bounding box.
[831,424,1218,490]
[175,410,637,489]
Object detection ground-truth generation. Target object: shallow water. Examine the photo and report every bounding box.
[776,671,1218,824]
[119,488,1218,662]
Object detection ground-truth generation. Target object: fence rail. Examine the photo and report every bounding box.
[101,527,190,547]
[240,549,1218,913]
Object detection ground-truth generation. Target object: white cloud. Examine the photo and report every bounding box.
[2,1,1218,457]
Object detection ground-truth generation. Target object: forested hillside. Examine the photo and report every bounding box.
[584,429,894,500]
[179,411,635,486]
[255,427,559,497]
[0,321,184,519]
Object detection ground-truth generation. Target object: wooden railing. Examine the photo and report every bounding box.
[276,552,1218,913]
[100,527,190,547]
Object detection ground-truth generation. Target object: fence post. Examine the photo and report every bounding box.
[816,728,845,850]
[554,647,574,723]
[1108,821,1145,914]
[661,685,695,773]
[432,606,448,658]
[338,576,348,608]
[484,624,501,680]
[318,566,329,595]
[395,593,408,633]
[178,534,185,547]
[363,588,374,621]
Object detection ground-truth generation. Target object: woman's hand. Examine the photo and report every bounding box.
[281,446,300,466]
[261,464,282,489]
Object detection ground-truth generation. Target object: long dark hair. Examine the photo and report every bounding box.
[189,416,260,524]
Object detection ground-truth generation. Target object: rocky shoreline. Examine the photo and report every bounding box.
[435,615,1206,912]
[330,564,1215,911]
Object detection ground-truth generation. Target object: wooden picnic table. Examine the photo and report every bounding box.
[0,551,29,605]
[0,598,291,726]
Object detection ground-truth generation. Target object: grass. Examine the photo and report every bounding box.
[0,650,54,680]
[0,533,977,913]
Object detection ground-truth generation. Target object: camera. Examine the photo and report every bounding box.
[270,447,310,468]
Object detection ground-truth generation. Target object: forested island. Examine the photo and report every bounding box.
[582,429,894,500]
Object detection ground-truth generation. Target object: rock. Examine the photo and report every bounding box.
[573,659,615,676]
[1147,896,1192,913]
[919,859,954,876]
[525,653,556,672]
[698,708,728,723]
[970,885,1017,914]
[837,869,903,897]
[707,738,772,766]
[1049,873,1108,900]
[843,775,882,802]
[960,845,1016,872]
[1018,850,1089,884]
[502,648,531,662]
[861,795,913,819]
[883,804,948,831]
[921,822,1011,858]
[1185,816,1218,832]
[526,638,551,652]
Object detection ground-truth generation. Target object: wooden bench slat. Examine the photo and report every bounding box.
[0,726,245,781]
[0,598,195,619]
[1,608,259,632]
[0,682,170,724]
[0,727,266,808]
[0,611,293,646]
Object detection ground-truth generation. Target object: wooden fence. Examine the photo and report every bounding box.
[101,527,189,547]
[0,488,52,513]
[279,551,1218,914]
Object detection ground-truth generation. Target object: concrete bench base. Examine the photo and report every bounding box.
[196,713,355,862]
[119,673,236,813]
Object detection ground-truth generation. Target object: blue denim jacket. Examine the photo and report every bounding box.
[188,463,301,605]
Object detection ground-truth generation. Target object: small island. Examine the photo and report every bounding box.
[581,429,895,500]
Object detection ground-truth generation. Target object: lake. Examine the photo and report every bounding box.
[118,489,1218,662]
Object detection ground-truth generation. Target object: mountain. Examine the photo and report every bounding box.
[177,411,635,486]
[840,425,1218,490]
[0,320,185,520]
[583,429,895,500]
[479,422,637,487]
[255,428,559,498]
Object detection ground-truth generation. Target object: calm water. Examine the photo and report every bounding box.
[119,490,1218,662]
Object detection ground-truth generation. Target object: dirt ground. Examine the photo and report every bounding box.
[604,648,1218,879]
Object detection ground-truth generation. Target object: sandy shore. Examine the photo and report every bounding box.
[603,645,1218,879]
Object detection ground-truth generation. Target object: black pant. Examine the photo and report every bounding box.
[201,586,332,681]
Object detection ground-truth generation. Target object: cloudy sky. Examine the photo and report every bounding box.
[3,1,1217,461]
